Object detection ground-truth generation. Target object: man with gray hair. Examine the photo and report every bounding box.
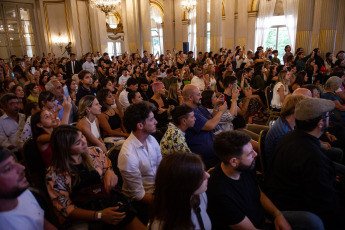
[265,97,345,229]
[45,79,78,124]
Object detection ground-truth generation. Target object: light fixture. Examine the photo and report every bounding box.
[181,0,197,13]
[53,33,68,52]
[89,0,121,14]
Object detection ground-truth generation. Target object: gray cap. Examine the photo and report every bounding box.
[295,98,334,120]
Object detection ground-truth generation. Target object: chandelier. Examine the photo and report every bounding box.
[181,0,197,13]
[89,0,120,14]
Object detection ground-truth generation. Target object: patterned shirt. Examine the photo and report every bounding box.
[160,123,191,157]
[45,147,112,223]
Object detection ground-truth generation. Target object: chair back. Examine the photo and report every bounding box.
[106,145,123,189]
[257,129,268,175]
[265,84,274,110]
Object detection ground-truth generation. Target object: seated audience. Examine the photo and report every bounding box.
[77,95,107,153]
[265,98,345,229]
[119,77,138,111]
[128,91,143,104]
[271,70,291,110]
[45,125,145,229]
[97,89,128,139]
[19,101,40,144]
[25,83,40,103]
[76,70,97,105]
[9,84,25,113]
[183,84,227,169]
[291,71,308,92]
[149,82,172,128]
[118,101,162,224]
[149,152,211,229]
[191,68,209,91]
[207,130,323,230]
[167,83,183,106]
[160,105,195,157]
[0,93,26,151]
[0,148,57,229]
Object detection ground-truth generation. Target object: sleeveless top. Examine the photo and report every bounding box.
[101,112,122,137]
[85,117,100,139]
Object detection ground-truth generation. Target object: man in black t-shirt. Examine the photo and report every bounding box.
[207,131,291,230]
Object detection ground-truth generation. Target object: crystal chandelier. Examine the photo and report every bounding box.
[181,0,197,13]
[89,0,120,14]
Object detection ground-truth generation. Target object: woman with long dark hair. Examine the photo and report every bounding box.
[149,152,211,230]
[46,125,145,229]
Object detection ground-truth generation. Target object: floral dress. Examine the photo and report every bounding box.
[45,147,112,223]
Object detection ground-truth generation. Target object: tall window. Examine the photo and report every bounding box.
[206,22,210,52]
[150,4,163,54]
[107,41,122,57]
[264,16,290,61]
[0,4,37,61]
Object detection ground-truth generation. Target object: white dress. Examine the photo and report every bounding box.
[271,82,288,109]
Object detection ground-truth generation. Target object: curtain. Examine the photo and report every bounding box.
[188,8,197,54]
[256,0,276,48]
[150,6,164,54]
[283,0,299,53]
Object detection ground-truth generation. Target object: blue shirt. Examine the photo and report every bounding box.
[265,117,292,169]
[185,105,219,169]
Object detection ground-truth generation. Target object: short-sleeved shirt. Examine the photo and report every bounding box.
[321,92,345,124]
[207,166,265,229]
[185,105,219,169]
[160,123,191,157]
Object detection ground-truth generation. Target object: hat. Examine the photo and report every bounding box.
[0,147,12,163]
[295,98,334,120]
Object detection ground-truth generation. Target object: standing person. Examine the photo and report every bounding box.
[66,53,82,79]
[149,152,211,230]
[118,101,162,224]
[283,45,293,65]
[76,70,97,105]
[82,54,95,75]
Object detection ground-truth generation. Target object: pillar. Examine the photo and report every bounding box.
[163,0,175,52]
[139,0,152,53]
[210,0,222,52]
[335,0,345,53]
[196,0,207,53]
[222,0,235,50]
[310,0,322,52]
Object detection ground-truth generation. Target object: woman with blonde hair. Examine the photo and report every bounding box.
[167,83,183,106]
[77,95,107,153]
[271,70,291,110]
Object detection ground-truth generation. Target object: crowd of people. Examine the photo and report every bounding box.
[0,45,345,229]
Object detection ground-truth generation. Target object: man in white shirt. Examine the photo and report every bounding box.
[118,101,162,223]
[0,94,26,151]
[82,54,95,75]
[0,148,56,229]
[118,69,130,86]
[119,78,138,111]
[191,68,209,91]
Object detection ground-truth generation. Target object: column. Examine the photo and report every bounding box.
[235,0,247,47]
[139,0,152,53]
[247,11,257,51]
[295,0,314,54]
[222,0,235,50]
[88,6,107,53]
[121,0,130,53]
[196,0,207,53]
[210,0,222,52]
[335,0,345,53]
[318,0,339,57]
[311,0,322,52]
[124,0,141,53]
[163,0,175,52]
[174,0,185,51]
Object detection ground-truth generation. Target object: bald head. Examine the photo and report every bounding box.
[293,88,312,98]
[182,84,201,108]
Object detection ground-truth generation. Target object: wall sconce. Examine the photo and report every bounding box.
[53,33,68,52]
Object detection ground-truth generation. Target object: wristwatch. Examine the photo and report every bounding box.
[97,212,102,220]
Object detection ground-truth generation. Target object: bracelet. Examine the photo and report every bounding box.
[273,211,282,219]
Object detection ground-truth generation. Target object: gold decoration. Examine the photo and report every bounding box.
[106,22,124,35]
